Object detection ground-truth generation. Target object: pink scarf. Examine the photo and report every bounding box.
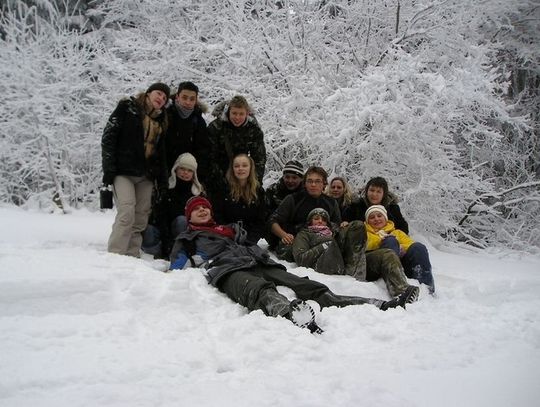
[308,225,333,237]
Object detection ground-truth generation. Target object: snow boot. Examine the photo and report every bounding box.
[258,288,292,318]
[379,295,407,311]
[400,285,420,304]
[288,300,324,334]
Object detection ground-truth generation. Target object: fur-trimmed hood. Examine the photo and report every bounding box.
[211,100,258,126]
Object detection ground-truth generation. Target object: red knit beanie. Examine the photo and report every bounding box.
[185,196,212,220]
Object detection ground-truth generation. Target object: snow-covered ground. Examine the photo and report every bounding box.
[1,206,539,407]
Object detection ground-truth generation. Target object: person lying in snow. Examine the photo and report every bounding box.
[169,196,417,333]
[365,205,435,294]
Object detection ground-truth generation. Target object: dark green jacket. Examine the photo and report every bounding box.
[206,107,266,196]
[292,228,345,275]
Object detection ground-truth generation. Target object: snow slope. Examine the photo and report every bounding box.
[0,206,539,407]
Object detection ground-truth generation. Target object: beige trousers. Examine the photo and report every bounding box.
[107,175,153,257]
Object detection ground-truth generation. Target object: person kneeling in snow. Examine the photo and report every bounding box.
[169,196,410,333]
[365,205,435,294]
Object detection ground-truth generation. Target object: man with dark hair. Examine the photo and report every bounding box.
[169,196,409,334]
[268,166,341,259]
[164,81,211,183]
[268,167,419,302]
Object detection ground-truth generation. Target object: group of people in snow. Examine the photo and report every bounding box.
[101,81,435,333]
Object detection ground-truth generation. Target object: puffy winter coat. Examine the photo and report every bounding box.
[101,97,167,185]
[365,220,415,252]
[169,223,285,286]
[292,228,345,275]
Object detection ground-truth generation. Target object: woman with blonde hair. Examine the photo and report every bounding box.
[206,95,266,198]
[213,153,267,245]
[325,176,355,217]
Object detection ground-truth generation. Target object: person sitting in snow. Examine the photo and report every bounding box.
[292,208,346,276]
[343,176,409,234]
[212,153,267,245]
[268,167,420,303]
[365,205,435,294]
[265,160,305,218]
[169,196,412,333]
[293,208,420,301]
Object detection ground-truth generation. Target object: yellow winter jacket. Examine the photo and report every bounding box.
[365,220,415,252]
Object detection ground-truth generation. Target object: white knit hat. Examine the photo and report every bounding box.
[365,205,388,221]
[168,153,203,195]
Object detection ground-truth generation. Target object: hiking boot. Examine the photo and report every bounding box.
[379,295,407,311]
[400,285,420,304]
[259,288,292,318]
[288,300,324,334]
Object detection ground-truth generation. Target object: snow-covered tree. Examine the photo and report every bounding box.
[0,2,108,210]
[0,0,538,250]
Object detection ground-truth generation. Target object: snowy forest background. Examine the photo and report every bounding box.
[1,0,539,252]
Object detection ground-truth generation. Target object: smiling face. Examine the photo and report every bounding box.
[175,166,194,182]
[367,185,384,205]
[329,179,345,199]
[147,90,167,110]
[232,155,251,182]
[229,106,248,127]
[175,89,197,110]
[310,214,328,227]
[367,211,387,230]
[189,204,212,224]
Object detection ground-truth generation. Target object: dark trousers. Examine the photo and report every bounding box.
[218,265,330,313]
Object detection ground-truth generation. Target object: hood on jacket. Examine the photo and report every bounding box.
[211,100,257,126]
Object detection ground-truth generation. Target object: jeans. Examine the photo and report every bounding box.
[142,215,188,258]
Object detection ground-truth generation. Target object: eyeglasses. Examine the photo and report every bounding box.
[305,179,323,185]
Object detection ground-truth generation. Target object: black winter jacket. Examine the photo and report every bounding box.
[343,196,409,234]
[265,179,304,218]
[165,104,211,182]
[101,98,167,185]
[213,186,267,245]
[268,191,341,236]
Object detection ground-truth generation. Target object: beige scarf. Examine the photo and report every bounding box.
[143,98,163,159]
